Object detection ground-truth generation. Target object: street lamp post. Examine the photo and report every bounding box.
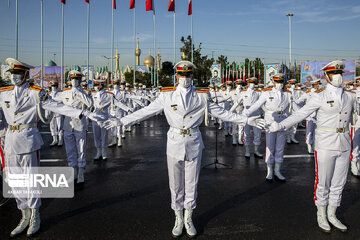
[286,14,294,68]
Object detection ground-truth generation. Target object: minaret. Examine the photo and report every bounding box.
[135,38,141,66]
[115,47,120,72]
[181,51,186,60]
[157,49,162,70]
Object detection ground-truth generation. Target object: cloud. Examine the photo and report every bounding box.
[353,5,360,13]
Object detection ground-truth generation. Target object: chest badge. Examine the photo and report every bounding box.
[327,100,334,107]
[65,98,69,102]
[5,101,10,108]
[171,104,178,111]
[269,97,274,102]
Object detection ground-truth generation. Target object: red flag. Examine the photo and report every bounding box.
[146,0,153,11]
[188,0,192,15]
[168,0,175,12]
[61,0,66,4]
[113,0,116,9]
[130,0,135,9]
[85,0,89,3]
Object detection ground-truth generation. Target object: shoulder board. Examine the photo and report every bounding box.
[230,89,235,91]
[62,88,71,91]
[0,86,14,92]
[345,89,355,94]
[305,90,311,93]
[83,89,91,92]
[130,90,135,94]
[256,90,262,92]
[107,91,114,95]
[120,90,125,92]
[262,88,272,92]
[161,87,176,92]
[315,87,326,93]
[240,89,247,92]
[284,90,291,93]
[29,86,43,92]
[196,88,209,93]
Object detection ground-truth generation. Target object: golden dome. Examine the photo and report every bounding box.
[144,49,154,67]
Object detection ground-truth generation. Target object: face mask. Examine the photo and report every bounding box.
[11,74,25,86]
[114,85,119,90]
[94,86,100,92]
[274,83,283,90]
[290,85,295,89]
[226,86,232,91]
[330,74,343,87]
[179,78,192,88]
[249,83,255,89]
[51,87,57,92]
[71,79,80,87]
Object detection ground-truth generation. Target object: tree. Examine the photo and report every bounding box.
[180,36,214,87]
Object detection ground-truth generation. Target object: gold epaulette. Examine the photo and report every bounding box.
[29,86,43,92]
[161,87,176,92]
[196,88,209,93]
[62,88,71,91]
[83,89,91,92]
[306,90,311,93]
[315,87,326,93]
[0,86,14,92]
[240,89,247,92]
[284,90,291,93]
[107,91,114,95]
[262,88,272,92]
[256,90,262,92]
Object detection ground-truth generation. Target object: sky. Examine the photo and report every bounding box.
[0,0,359,69]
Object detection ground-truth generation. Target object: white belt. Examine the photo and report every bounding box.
[9,123,37,132]
[317,126,348,133]
[169,126,199,136]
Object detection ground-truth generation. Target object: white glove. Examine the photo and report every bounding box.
[247,117,266,129]
[82,109,108,122]
[268,122,283,132]
[104,117,122,130]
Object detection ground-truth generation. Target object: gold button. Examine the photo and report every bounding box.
[182,126,185,128]
[190,116,192,118]
[189,134,191,136]
[339,120,342,122]
[345,112,347,114]
[14,113,17,116]
[21,114,24,116]
[13,121,16,123]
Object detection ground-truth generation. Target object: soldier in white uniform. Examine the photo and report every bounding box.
[3,59,104,237]
[350,78,360,176]
[244,73,291,182]
[269,60,352,233]
[104,61,265,238]
[230,77,263,157]
[54,71,95,184]
[230,80,245,145]
[48,81,64,147]
[286,79,300,144]
[220,81,234,136]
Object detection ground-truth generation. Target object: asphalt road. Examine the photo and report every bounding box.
[1,116,360,240]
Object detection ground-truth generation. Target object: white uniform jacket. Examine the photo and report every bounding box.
[120,86,247,161]
[0,84,83,154]
[54,86,94,132]
[230,88,262,117]
[281,85,355,152]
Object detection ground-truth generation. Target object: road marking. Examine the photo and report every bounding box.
[284,154,313,158]
[40,159,65,162]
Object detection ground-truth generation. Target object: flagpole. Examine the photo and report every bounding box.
[15,0,18,59]
[133,7,136,84]
[111,3,114,85]
[41,0,43,87]
[173,10,176,86]
[153,10,156,87]
[191,14,193,63]
[87,1,90,82]
[61,2,64,90]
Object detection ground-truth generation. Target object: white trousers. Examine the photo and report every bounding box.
[306,120,316,145]
[265,130,286,165]
[314,149,350,206]
[64,131,87,168]
[167,154,202,211]
[6,151,41,210]
[231,124,244,143]
[351,126,360,163]
[50,115,64,137]
[110,126,122,137]
[244,124,262,146]
[92,121,108,148]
